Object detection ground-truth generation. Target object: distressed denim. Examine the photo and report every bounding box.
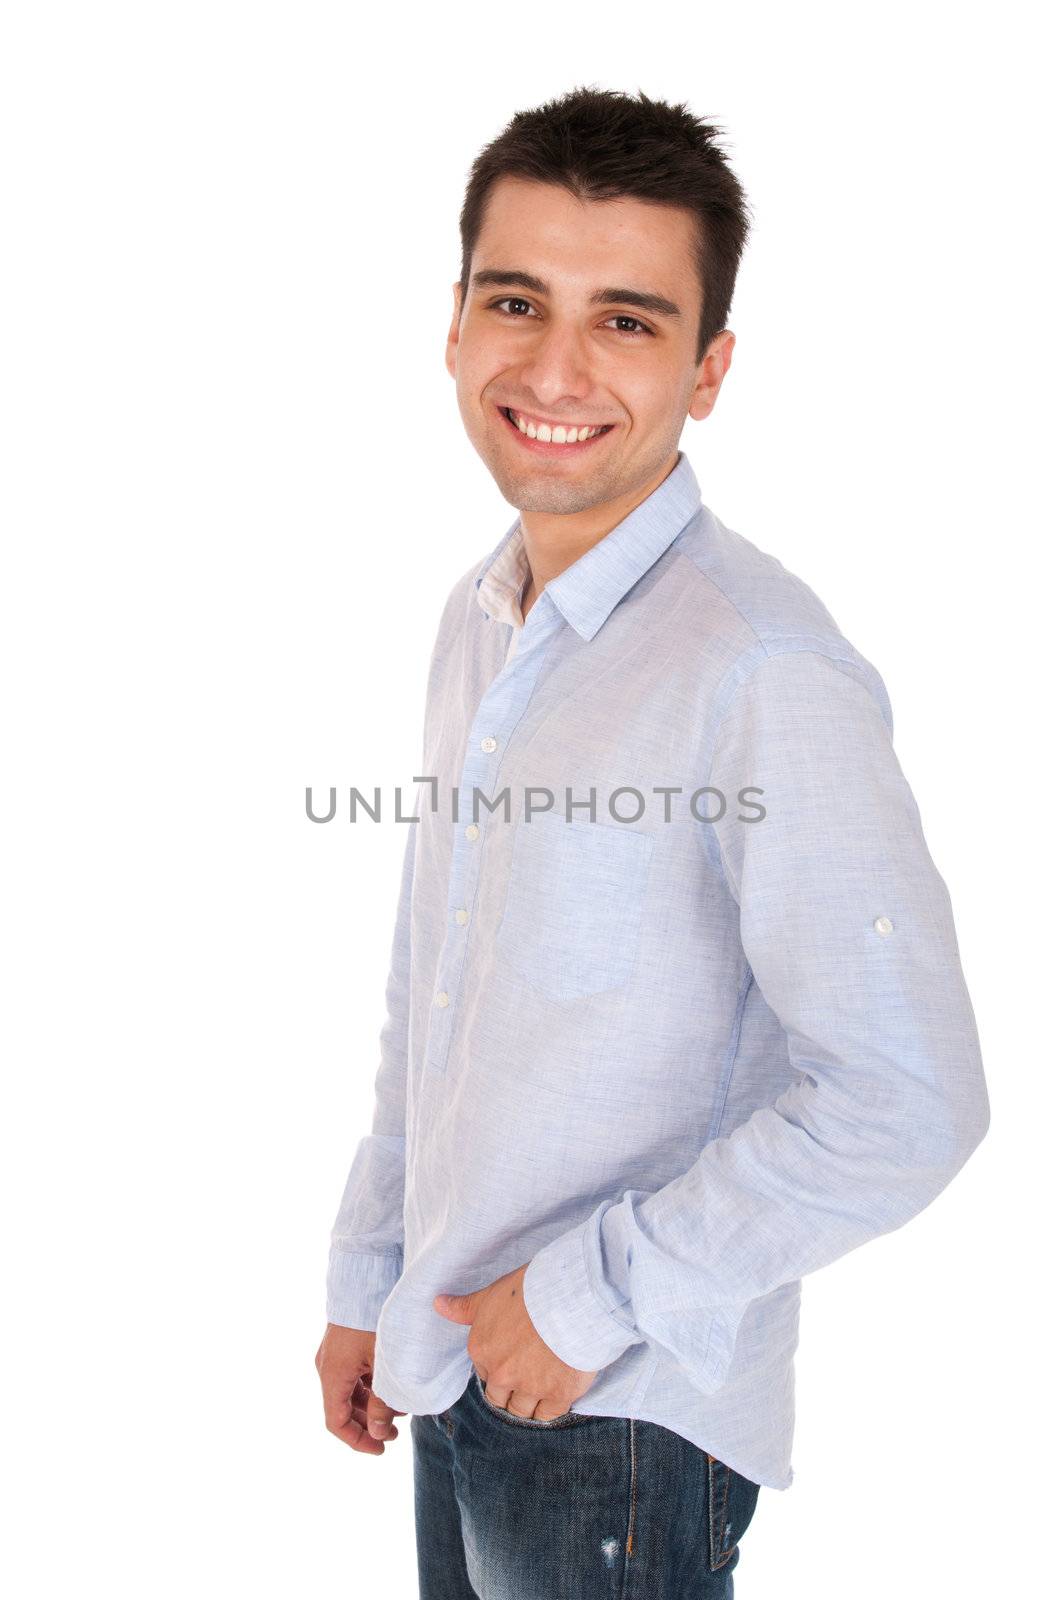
[412,1370,761,1599]
[326,450,990,1490]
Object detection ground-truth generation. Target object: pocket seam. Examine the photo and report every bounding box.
[707,1455,736,1571]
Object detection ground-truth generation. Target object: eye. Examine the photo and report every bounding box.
[603,314,654,338]
[489,297,540,319]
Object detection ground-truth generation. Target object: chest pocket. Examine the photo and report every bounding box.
[496,810,656,1003]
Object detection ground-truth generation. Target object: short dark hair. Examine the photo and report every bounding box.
[459,86,753,364]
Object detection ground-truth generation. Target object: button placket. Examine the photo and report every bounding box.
[426,622,556,1076]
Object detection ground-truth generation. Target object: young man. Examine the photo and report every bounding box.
[316,88,990,1597]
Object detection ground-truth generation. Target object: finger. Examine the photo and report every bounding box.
[330,1417,388,1454]
[365,1388,405,1440]
[509,1389,565,1421]
[349,1371,406,1422]
[347,1374,373,1428]
[483,1382,514,1412]
[320,1370,387,1455]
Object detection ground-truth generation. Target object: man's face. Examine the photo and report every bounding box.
[445,176,732,516]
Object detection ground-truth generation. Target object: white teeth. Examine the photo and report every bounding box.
[507,409,607,444]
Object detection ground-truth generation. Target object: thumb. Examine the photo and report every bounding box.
[365,1388,407,1440]
[434,1290,477,1324]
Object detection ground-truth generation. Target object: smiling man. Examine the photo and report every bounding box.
[316,88,990,1598]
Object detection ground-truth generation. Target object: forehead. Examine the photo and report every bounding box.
[473,175,700,302]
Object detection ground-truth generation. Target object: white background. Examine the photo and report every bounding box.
[2,3,1059,1595]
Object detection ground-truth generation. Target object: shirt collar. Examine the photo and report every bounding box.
[473,450,703,643]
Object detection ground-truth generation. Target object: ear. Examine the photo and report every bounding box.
[445,281,463,379]
[689,329,736,422]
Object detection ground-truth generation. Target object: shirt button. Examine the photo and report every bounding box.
[480,736,498,752]
[434,990,450,1007]
[465,823,480,840]
[454,909,469,925]
[873,915,894,935]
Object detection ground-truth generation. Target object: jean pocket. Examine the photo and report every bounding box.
[473,1373,596,1429]
[706,1454,761,1572]
[496,810,656,1002]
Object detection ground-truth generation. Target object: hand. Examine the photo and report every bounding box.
[433,1263,598,1420]
[315,1323,407,1454]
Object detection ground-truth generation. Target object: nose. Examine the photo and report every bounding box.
[515,318,595,412]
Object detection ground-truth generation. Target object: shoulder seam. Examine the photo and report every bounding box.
[675,536,845,655]
[706,642,894,782]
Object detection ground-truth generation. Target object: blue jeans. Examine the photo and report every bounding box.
[411,1371,762,1599]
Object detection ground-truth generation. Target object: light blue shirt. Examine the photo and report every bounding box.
[326,450,989,1489]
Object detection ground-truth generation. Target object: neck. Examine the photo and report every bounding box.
[518,452,680,619]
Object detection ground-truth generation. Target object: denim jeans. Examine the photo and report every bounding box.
[411,1371,762,1599]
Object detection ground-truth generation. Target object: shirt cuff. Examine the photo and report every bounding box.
[521,1210,642,1372]
[326,1247,403,1331]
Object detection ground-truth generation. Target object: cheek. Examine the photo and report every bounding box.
[450,359,483,416]
[627,370,687,431]
[456,347,503,409]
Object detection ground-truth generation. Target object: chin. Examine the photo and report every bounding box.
[489,469,610,516]
[478,450,616,516]
[510,482,611,515]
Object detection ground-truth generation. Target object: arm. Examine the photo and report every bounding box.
[325,807,417,1331]
[521,647,990,1386]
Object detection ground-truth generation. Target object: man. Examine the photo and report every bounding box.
[316,87,990,1597]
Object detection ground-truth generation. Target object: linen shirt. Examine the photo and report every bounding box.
[326,450,989,1489]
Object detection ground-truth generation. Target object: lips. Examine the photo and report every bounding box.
[498,405,615,452]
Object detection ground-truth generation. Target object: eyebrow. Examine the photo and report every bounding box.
[471,268,682,320]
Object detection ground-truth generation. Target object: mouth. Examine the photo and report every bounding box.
[496,405,616,454]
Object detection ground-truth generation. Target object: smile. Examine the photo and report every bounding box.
[497,406,615,450]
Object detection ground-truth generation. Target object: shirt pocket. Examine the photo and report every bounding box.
[496,810,656,1003]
